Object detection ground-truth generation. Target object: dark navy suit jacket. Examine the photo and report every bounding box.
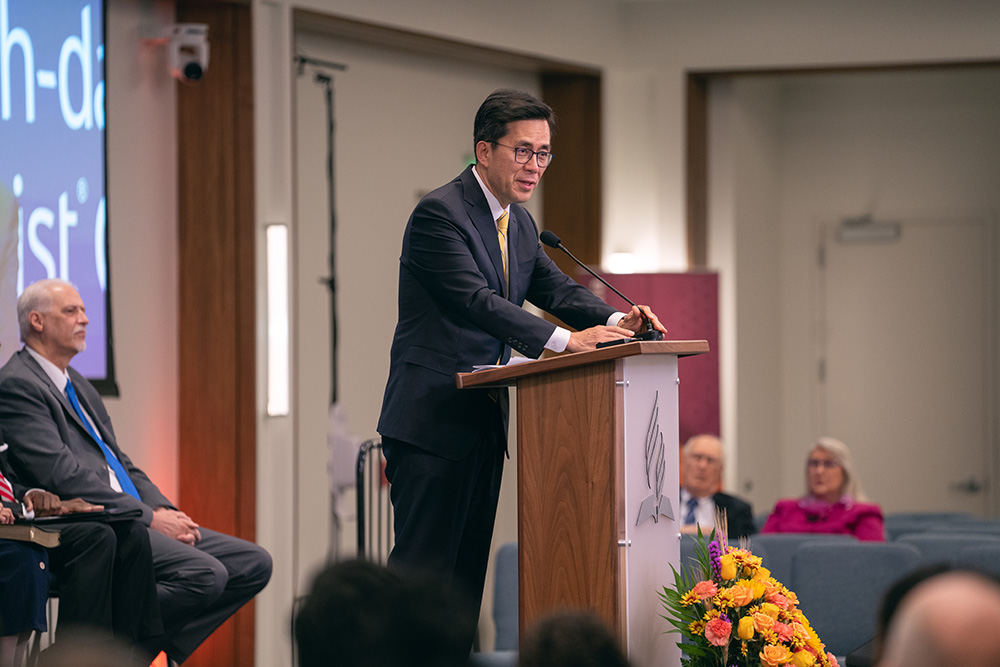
[378,165,616,460]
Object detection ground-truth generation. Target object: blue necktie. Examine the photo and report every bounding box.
[684,496,699,525]
[65,379,141,500]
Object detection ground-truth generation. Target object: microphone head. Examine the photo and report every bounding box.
[539,230,562,248]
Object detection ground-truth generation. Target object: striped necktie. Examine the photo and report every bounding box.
[684,496,699,525]
[497,210,509,282]
[0,469,14,503]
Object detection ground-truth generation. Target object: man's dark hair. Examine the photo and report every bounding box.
[294,559,474,667]
[473,89,555,151]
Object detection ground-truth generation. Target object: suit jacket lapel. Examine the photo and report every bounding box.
[460,167,507,298]
[68,371,114,447]
[18,351,104,447]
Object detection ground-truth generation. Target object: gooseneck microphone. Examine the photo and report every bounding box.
[539,230,663,346]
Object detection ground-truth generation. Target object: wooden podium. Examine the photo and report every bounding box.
[457,340,708,667]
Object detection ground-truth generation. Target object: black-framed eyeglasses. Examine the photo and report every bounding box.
[493,142,554,167]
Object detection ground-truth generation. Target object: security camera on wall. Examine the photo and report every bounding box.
[167,23,209,83]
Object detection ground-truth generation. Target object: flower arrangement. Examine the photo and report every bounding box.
[660,526,838,667]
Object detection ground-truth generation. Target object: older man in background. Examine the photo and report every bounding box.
[680,434,756,539]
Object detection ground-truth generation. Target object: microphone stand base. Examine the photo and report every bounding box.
[595,329,663,349]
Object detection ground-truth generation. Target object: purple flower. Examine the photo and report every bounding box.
[709,540,722,580]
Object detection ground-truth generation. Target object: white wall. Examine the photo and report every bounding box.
[102,1,178,500]
[707,67,1000,518]
[773,68,1000,505]
[708,78,784,503]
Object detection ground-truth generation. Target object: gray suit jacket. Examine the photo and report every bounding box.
[0,349,172,525]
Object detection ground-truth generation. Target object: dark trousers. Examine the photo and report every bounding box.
[382,429,505,638]
[49,520,163,652]
[147,526,272,664]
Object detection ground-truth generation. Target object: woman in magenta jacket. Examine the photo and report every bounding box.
[762,437,885,541]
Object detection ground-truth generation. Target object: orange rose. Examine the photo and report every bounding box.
[753,612,776,633]
[760,644,791,667]
[729,584,755,607]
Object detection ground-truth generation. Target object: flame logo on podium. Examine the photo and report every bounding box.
[636,390,674,526]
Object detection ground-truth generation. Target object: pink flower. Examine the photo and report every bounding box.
[693,580,719,600]
[769,592,791,610]
[773,621,795,643]
[704,617,732,647]
[827,653,839,667]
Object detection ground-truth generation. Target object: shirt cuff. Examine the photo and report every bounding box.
[544,326,571,353]
[544,312,628,353]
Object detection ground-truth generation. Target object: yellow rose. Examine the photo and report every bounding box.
[790,649,816,667]
[760,602,781,619]
[738,615,755,640]
[751,579,767,599]
[760,644,791,667]
[754,566,772,581]
[720,553,738,580]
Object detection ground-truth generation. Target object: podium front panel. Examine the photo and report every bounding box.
[508,345,690,667]
[620,354,681,667]
[517,361,620,632]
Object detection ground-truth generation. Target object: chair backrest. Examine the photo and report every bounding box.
[925,518,1000,535]
[791,541,922,657]
[749,533,855,587]
[356,438,394,562]
[493,542,519,651]
[896,532,1000,568]
[957,543,1000,579]
[883,512,974,540]
[678,534,701,581]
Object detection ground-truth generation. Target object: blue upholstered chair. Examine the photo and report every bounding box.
[468,542,519,667]
[957,543,1000,579]
[492,542,519,651]
[748,533,855,587]
[896,531,1000,567]
[882,512,974,540]
[790,541,921,658]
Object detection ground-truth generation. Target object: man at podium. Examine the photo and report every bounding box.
[377,89,667,644]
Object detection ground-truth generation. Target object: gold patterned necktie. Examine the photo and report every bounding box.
[495,210,511,369]
[497,210,509,282]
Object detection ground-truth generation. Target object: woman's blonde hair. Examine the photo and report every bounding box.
[807,436,869,503]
